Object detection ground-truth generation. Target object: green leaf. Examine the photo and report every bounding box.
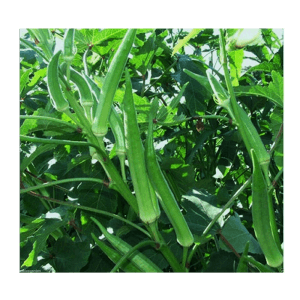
[181,189,226,236]
[20,143,57,173]
[50,236,91,272]
[20,69,32,94]
[20,108,76,136]
[172,55,207,114]
[28,68,47,87]
[234,70,283,107]
[172,29,204,56]
[228,49,243,86]
[22,209,68,267]
[219,212,263,254]
[131,31,156,75]
[204,250,237,272]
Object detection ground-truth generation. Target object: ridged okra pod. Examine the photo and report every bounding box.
[47,50,70,113]
[145,98,194,248]
[91,217,162,272]
[206,70,270,177]
[92,29,136,138]
[123,69,160,225]
[60,63,94,122]
[251,149,283,268]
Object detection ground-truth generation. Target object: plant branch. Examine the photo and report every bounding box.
[23,190,150,238]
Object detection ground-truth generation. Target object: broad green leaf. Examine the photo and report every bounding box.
[234,71,283,107]
[181,189,227,236]
[20,69,32,94]
[50,237,91,272]
[20,108,76,136]
[270,107,283,169]
[22,217,69,267]
[131,31,156,75]
[20,143,57,173]
[20,218,45,242]
[28,68,47,87]
[204,251,237,272]
[172,29,204,56]
[228,49,243,86]
[219,212,263,254]
[172,55,207,114]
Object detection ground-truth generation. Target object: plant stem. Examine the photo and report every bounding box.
[182,246,189,271]
[20,177,106,194]
[24,190,150,238]
[20,135,102,152]
[20,115,79,130]
[110,240,157,273]
[187,176,252,265]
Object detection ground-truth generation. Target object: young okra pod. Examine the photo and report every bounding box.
[47,50,70,113]
[62,29,76,64]
[145,98,194,248]
[92,29,136,138]
[206,70,270,176]
[91,233,141,272]
[60,63,94,122]
[91,217,163,272]
[251,149,283,268]
[84,74,127,180]
[123,69,160,225]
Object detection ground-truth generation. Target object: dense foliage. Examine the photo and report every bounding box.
[20,28,283,272]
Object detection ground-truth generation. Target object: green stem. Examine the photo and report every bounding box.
[20,177,105,194]
[20,115,79,130]
[144,59,177,94]
[157,115,232,127]
[111,240,157,273]
[20,135,102,152]
[244,256,275,272]
[269,168,283,193]
[187,176,252,265]
[182,246,189,271]
[62,83,139,214]
[203,176,252,236]
[24,190,150,238]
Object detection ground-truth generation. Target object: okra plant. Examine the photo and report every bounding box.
[20,28,283,272]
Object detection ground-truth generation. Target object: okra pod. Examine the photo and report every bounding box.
[123,69,160,225]
[91,233,141,272]
[145,98,194,248]
[206,70,270,176]
[62,29,76,64]
[251,149,283,268]
[92,29,136,137]
[60,63,94,122]
[47,50,70,113]
[91,217,163,272]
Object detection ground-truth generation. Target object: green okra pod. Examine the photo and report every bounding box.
[251,149,283,268]
[47,50,70,113]
[236,241,250,272]
[92,29,136,138]
[91,217,163,272]
[145,98,194,248]
[206,70,270,176]
[62,29,76,64]
[123,69,160,225]
[60,63,94,122]
[91,233,141,272]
